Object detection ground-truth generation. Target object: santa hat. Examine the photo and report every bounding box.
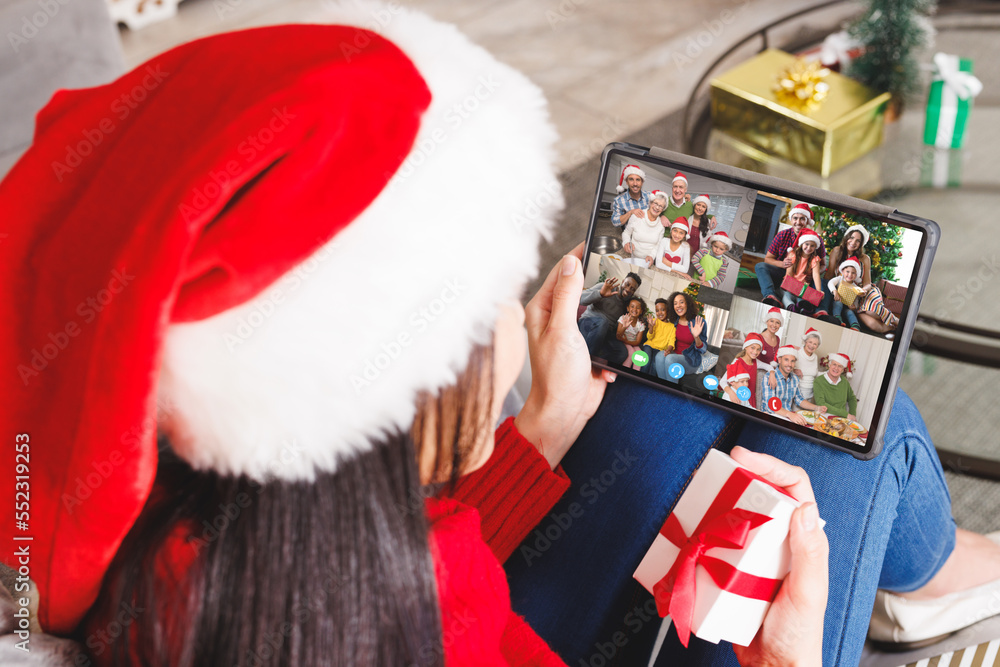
[828,353,855,378]
[770,344,798,369]
[691,194,710,210]
[649,189,669,204]
[0,15,561,633]
[845,224,870,246]
[672,171,688,186]
[707,231,732,250]
[670,216,690,233]
[802,327,822,345]
[743,332,765,350]
[797,228,822,248]
[726,362,750,383]
[616,163,646,193]
[789,203,814,222]
[839,256,862,275]
[763,307,784,326]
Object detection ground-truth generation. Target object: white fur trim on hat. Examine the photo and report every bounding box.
[776,344,797,359]
[839,257,862,275]
[802,327,822,345]
[670,217,689,232]
[691,195,710,211]
[707,231,732,249]
[616,164,646,194]
[845,224,870,247]
[790,203,813,222]
[157,4,562,482]
[828,353,853,378]
[743,332,765,349]
[797,230,821,248]
[672,171,687,185]
[728,371,750,382]
[763,307,783,326]
[649,189,668,204]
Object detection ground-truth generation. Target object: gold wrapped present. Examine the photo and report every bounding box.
[710,49,891,177]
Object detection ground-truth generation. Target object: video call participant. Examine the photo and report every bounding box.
[610,164,649,228]
[758,307,784,370]
[622,190,669,266]
[691,231,732,289]
[687,194,717,255]
[794,327,823,401]
[577,273,641,364]
[762,345,828,426]
[722,363,753,406]
[813,352,859,421]
[660,291,707,381]
[663,171,693,223]
[654,217,692,276]
[641,298,676,379]
[755,203,827,309]
[721,331,764,408]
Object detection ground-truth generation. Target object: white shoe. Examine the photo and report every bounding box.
[868,532,1000,650]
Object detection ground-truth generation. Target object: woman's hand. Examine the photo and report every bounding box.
[730,447,828,667]
[690,315,705,339]
[516,244,616,469]
[794,369,803,378]
[709,217,718,231]
[624,242,634,254]
[768,370,778,390]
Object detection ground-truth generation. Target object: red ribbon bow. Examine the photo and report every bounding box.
[651,466,793,647]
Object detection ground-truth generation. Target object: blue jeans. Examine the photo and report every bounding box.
[505,383,955,667]
[652,349,671,379]
[660,353,700,382]
[832,300,860,328]
[579,315,628,365]
[754,261,784,300]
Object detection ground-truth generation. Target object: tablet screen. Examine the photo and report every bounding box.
[581,149,928,453]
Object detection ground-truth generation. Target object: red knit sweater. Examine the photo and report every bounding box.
[428,417,571,666]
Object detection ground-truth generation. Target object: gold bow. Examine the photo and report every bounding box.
[773,59,831,109]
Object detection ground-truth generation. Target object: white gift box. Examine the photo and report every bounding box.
[633,449,800,648]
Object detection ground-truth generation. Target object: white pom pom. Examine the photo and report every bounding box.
[616,185,626,194]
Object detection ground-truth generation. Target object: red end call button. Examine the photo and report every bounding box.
[768,396,782,412]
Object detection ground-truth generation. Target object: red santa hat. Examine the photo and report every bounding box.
[672,171,688,186]
[797,228,822,248]
[616,163,646,193]
[802,327,823,345]
[839,256,862,275]
[0,15,560,634]
[726,362,750,383]
[828,353,855,378]
[691,194,710,210]
[763,307,784,326]
[649,189,669,204]
[789,202,814,223]
[845,224,870,246]
[707,231,732,250]
[670,216,690,233]
[743,331,766,350]
[770,344,798,369]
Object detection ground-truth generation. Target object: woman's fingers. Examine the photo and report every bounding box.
[784,501,830,618]
[547,255,584,333]
[730,446,816,505]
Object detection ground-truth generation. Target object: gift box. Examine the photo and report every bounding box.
[919,147,963,189]
[710,49,891,177]
[923,53,982,150]
[633,449,799,648]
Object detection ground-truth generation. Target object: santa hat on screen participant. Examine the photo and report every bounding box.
[726,362,750,383]
[828,353,855,378]
[691,194,710,211]
[616,163,646,193]
[845,224,870,246]
[802,327,822,345]
[707,231,732,250]
[796,228,822,249]
[839,256,862,275]
[0,13,561,634]
[743,332,766,350]
[763,307,784,327]
[672,171,688,186]
[770,344,798,369]
[670,217,691,234]
[790,203,814,223]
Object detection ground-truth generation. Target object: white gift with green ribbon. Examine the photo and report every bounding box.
[923,52,983,149]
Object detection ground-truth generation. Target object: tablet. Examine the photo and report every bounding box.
[580,143,939,459]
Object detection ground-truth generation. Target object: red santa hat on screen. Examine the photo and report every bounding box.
[839,256,862,275]
[828,353,855,378]
[726,362,750,383]
[707,231,732,250]
[671,216,690,233]
[649,189,669,204]
[770,344,798,369]
[763,307,784,327]
[616,163,646,193]
[672,171,688,186]
[743,332,766,350]
[790,203,814,223]
[802,327,822,345]
[0,12,561,634]
[796,228,822,248]
[845,224,870,246]
[691,194,710,210]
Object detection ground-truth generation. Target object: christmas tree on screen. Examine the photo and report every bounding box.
[813,206,903,283]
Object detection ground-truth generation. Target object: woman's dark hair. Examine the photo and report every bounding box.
[828,230,869,280]
[666,291,698,323]
[90,345,495,666]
